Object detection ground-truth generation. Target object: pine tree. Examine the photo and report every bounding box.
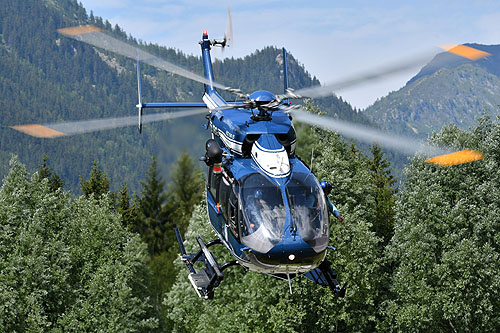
[80,161,110,198]
[164,150,204,236]
[367,144,397,245]
[37,154,64,192]
[116,182,141,233]
[139,155,168,256]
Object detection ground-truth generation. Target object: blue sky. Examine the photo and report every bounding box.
[78,0,500,109]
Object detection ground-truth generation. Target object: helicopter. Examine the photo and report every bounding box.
[10,16,487,299]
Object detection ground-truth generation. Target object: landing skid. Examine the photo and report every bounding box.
[174,228,239,299]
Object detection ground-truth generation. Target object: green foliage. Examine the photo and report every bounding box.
[367,144,397,245]
[37,154,65,191]
[112,150,205,320]
[384,115,500,331]
[0,157,158,331]
[164,150,204,235]
[80,160,110,198]
[138,155,168,256]
[116,182,142,234]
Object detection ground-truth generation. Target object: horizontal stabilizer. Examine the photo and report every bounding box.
[425,149,484,166]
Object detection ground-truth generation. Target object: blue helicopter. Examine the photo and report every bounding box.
[11,19,486,300]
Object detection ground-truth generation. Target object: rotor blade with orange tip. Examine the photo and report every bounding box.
[289,107,485,165]
[439,44,491,61]
[10,124,67,138]
[10,108,207,138]
[290,107,450,156]
[280,44,490,100]
[425,149,484,166]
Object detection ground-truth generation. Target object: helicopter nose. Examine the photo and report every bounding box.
[254,237,325,266]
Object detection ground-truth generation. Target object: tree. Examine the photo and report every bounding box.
[80,160,110,198]
[146,151,204,312]
[37,154,65,191]
[366,144,397,246]
[139,155,168,256]
[0,157,158,331]
[384,116,500,331]
[116,182,142,233]
[164,150,204,236]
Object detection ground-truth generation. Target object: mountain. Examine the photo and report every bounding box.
[364,44,500,138]
[0,0,365,193]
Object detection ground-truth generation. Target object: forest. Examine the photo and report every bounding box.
[1,104,499,331]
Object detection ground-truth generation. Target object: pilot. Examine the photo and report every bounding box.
[246,188,266,232]
[320,180,344,222]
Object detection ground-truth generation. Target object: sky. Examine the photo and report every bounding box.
[78,0,500,109]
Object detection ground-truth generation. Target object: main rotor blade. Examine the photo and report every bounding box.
[58,25,233,92]
[290,108,484,165]
[289,108,483,165]
[282,44,491,100]
[225,4,233,48]
[10,108,207,138]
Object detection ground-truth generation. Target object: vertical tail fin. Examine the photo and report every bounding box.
[200,30,215,95]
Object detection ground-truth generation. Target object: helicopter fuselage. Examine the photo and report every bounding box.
[190,29,331,282]
[203,91,330,276]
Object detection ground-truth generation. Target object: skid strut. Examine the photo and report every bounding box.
[174,227,238,299]
[305,259,347,298]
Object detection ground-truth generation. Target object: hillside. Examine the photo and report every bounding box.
[0,0,366,193]
[364,44,500,138]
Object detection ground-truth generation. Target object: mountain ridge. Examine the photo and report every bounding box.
[0,0,364,193]
[364,44,500,138]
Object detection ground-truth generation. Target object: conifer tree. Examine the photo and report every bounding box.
[139,155,168,256]
[116,182,142,233]
[37,154,64,192]
[80,161,110,198]
[164,150,204,236]
[367,144,397,245]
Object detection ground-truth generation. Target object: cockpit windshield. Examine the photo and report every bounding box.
[240,173,285,254]
[286,172,329,253]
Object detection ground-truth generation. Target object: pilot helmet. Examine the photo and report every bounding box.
[254,188,263,200]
